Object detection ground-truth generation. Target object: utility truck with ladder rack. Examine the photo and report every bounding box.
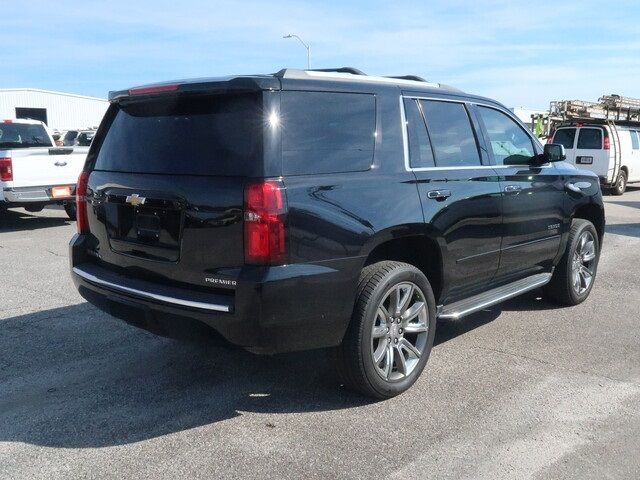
[538,94,640,195]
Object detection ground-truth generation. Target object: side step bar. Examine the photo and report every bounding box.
[438,273,552,320]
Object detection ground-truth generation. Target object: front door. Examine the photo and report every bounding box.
[402,96,502,303]
[475,105,564,282]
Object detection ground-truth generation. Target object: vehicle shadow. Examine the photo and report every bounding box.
[605,222,640,239]
[0,207,71,233]
[0,297,523,449]
[607,201,640,211]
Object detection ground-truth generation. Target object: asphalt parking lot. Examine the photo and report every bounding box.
[1,190,639,480]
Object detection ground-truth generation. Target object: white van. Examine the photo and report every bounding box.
[550,123,640,195]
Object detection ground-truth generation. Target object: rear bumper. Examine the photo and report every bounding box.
[69,234,361,353]
[2,185,75,205]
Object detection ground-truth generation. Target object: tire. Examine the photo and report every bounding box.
[64,202,77,220]
[612,170,627,196]
[545,219,600,306]
[24,204,44,213]
[335,261,437,399]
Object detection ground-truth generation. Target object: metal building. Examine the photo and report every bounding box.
[0,88,108,131]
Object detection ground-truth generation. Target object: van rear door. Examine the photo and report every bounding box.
[552,127,577,162]
[574,127,608,179]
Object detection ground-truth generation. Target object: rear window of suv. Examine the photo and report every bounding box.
[94,93,263,176]
[281,91,376,175]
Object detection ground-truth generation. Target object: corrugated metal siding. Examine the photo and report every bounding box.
[0,89,108,130]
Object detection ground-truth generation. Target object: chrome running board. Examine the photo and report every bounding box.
[438,272,552,320]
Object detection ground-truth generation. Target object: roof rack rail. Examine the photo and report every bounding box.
[273,67,367,78]
[272,67,447,90]
[386,75,428,82]
[310,67,366,75]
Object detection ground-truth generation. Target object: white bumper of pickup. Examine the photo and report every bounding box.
[2,186,74,204]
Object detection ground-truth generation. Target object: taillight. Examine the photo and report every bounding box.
[76,170,90,233]
[244,180,287,265]
[603,135,610,150]
[546,134,554,144]
[0,157,12,181]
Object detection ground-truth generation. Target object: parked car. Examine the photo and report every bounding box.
[63,129,96,147]
[550,124,640,195]
[69,68,605,398]
[0,118,87,219]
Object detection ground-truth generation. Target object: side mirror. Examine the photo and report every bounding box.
[542,143,566,163]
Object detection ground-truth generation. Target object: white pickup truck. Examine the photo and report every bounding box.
[0,118,88,219]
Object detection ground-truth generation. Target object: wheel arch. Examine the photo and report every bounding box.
[572,202,605,244]
[362,228,444,302]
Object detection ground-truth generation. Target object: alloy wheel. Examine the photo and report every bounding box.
[571,231,597,295]
[371,282,428,381]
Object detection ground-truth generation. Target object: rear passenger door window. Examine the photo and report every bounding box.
[553,128,576,149]
[403,98,435,168]
[280,91,376,175]
[577,128,602,149]
[477,106,535,165]
[419,100,481,167]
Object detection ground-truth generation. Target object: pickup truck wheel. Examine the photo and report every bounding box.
[64,202,77,220]
[335,261,436,399]
[545,219,599,306]
[24,204,44,213]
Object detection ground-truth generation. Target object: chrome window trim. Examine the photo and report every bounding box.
[400,95,552,171]
[72,266,231,313]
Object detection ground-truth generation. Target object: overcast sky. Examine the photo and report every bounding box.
[2,0,639,109]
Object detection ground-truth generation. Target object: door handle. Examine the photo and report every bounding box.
[54,161,67,167]
[427,189,451,200]
[504,185,521,193]
[566,181,592,193]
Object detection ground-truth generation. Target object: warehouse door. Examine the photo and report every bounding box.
[15,107,48,125]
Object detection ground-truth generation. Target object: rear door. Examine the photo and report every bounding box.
[575,126,607,178]
[476,105,564,281]
[552,127,577,162]
[84,91,268,287]
[403,96,502,303]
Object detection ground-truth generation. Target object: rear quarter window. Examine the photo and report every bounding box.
[281,91,376,175]
[553,128,576,149]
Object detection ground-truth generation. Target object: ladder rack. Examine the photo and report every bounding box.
[549,95,640,123]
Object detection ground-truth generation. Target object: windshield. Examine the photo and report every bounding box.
[0,123,52,148]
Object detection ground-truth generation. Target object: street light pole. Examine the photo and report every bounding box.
[283,34,310,69]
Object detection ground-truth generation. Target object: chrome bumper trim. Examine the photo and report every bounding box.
[72,266,231,313]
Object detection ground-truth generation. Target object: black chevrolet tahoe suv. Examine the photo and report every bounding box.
[70,68,605,398]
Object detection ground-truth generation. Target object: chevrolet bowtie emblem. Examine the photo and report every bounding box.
[125,193,146,206]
